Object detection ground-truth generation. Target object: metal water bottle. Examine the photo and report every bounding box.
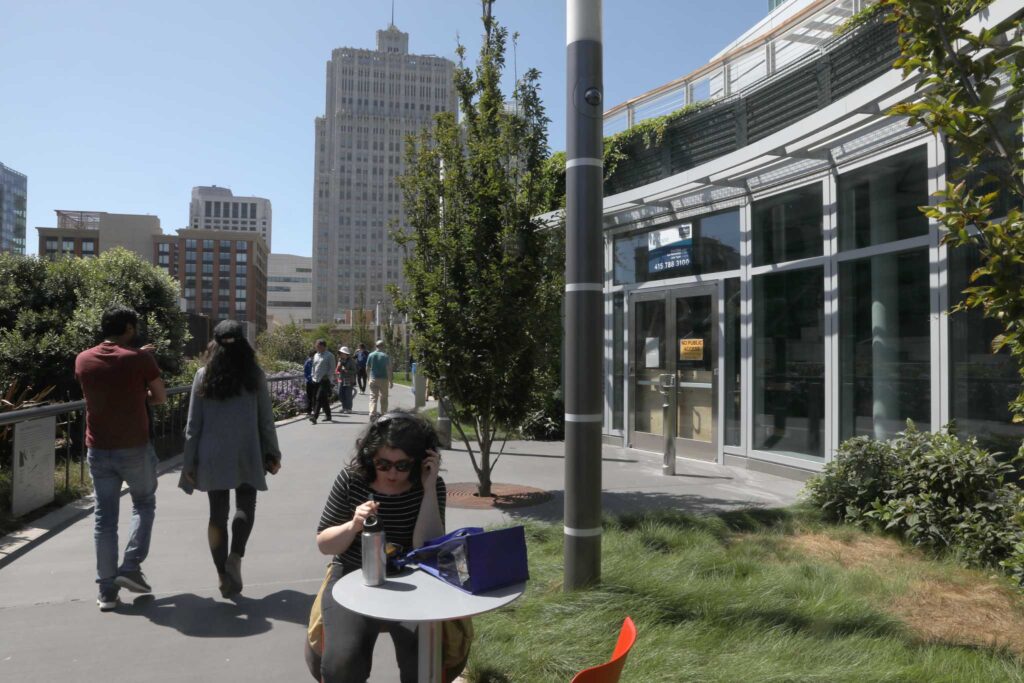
[361,505,386,586]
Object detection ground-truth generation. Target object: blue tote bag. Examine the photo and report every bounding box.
[397,526,529,594]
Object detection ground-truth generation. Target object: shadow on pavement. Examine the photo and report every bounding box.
[502,489,786,524]
[118,589,313,638]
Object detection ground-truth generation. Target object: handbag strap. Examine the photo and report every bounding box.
[395,527,483,567]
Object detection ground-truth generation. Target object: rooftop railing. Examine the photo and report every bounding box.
[604,0,876,137]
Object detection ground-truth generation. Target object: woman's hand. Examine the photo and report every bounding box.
[421,449,441,487]
[182,470,196,487]
[351,500,379,532]
[267,460,281,475]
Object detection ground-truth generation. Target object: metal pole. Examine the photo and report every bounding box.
[437,391,452,449]
[564,0,604,590]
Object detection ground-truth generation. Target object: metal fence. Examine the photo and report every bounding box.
[0,373,304,520]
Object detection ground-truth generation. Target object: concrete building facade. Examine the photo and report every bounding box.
[37,210,161,261]
[267,253,313,328]
[153,228,269,334]
[0,162,27,255]
[311,23,457,323]
[189,186,273,250]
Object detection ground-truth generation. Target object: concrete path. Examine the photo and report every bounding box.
[0,387,802,682]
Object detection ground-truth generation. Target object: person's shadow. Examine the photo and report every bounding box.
[120,589,314,638]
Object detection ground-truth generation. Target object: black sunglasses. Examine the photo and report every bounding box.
[373,458,414,473]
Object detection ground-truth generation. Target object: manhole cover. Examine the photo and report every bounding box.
[446,482,552,509]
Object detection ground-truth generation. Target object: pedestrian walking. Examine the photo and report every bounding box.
[179,320,282,598]
[366,340,394,421]
[75,307,166,611]
[355,342,369,394]
[336,346,358,414]
[303,350,316,415]
[310,339,336,424]
[313,410,445,682]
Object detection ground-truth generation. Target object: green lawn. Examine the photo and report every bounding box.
[463,509,1024,682]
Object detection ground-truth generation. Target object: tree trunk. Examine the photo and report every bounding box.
[477,415,492,497]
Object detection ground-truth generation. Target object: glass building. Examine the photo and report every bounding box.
[0,162,27,255]
[597,0,1023,478]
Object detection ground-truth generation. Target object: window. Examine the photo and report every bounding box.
[204,201,212,217]
[236,241,248,251]
[202,252,213,262]
[724,278,741,447]
[241,203,248,219]
[158,243,169,253]
[839,250,931,441]
[62,239,75,252]
[236,252,248,263]
[203,240,213,249]
[753,267,824,459]
[45,238,58,251]
[186,239,197,250]
[612,293,624,431]
[220,240,231,250]
[214,202,221,218]
[838,146,928,251]
[752,184,823,266]
[185,263,196,274]
[202,263,213,274]
[612,208,741,285]
[235,301,247,312]
[949,243,1024,452]
[81,240,95,253]
[250,203,257,218]
[232,202,239,218]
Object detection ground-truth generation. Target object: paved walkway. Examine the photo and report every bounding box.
[0,388,802,682]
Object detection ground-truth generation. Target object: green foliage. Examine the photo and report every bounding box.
[396,4,558,495]
[885,1,1024,424]
[836,0,889,36]
[602,99,717,183]
[256,321,308,365]
[806,422,1024,579]
[805,434,900,525]
[0,249,189,400]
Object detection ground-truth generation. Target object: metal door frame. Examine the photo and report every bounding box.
[627,283,720,462]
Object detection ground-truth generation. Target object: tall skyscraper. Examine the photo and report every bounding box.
[189,186,272,250]
[0,162,27,255]
[312,23,457,323]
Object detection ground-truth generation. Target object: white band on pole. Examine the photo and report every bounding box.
[565,413,603,423]
[566,157,603,169]
[566,0,602,43]
[564,526,603,538]
[565,283,603,292]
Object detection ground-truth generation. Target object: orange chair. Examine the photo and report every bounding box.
[570,617,637,683]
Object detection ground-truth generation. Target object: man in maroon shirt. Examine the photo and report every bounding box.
[75,307,166,611]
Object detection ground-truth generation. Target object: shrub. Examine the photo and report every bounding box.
[805,435,900,525]
[806,422,1024,579]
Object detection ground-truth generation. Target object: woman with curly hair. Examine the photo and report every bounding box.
[312,409,445,683]
[180,319,282,597]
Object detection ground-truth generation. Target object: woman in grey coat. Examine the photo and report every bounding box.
[180,320,282,597]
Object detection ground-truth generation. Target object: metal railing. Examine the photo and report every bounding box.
[604,0,875,136]
[0,373,304,520]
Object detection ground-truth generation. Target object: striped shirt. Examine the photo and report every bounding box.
[317,468,446,571]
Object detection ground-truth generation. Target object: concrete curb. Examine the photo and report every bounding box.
[0,407,324,570]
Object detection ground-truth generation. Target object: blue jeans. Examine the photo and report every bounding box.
[339,384,354,411]
[88,444,158,595]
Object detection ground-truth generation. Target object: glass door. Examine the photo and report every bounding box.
[628,285,718,461]
[628,291,668,453]
[673,287,717,461]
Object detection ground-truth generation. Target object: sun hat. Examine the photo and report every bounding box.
[339,346,351,355]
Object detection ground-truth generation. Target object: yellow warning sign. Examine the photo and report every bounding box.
[680,338,704,361]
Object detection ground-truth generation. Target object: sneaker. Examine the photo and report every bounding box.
[114,569,151,594]
[97,591,119,612]
[310,416,317,424]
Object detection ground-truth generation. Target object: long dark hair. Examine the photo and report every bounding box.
[347,410,440,485]
[198,337,261,400]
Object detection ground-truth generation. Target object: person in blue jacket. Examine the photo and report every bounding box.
[303,350,315,415]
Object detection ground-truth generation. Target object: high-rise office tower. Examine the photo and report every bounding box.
[189,186,272,250]
[0,162,27,255]
[312,23,456,323]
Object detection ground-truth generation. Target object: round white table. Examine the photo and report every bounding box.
[332,569,525,683]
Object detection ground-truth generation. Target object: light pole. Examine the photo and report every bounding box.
[564,0,604,590]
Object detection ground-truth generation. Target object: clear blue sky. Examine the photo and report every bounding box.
[2,0,768,258]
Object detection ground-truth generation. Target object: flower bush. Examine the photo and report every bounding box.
[266,370,305,420]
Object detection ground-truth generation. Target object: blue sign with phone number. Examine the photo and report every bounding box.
[649,246,691,272]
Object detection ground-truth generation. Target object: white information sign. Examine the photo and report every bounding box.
[12,416,56,516]
[644,337,661,368]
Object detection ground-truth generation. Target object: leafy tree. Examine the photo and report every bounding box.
[396,2,556,495]
[0,248,188,400]
[885,0,1023,420]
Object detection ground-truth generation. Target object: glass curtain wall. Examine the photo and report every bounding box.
[839,250,931,440]
[753,268,825,459]
[724,278,742,446]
